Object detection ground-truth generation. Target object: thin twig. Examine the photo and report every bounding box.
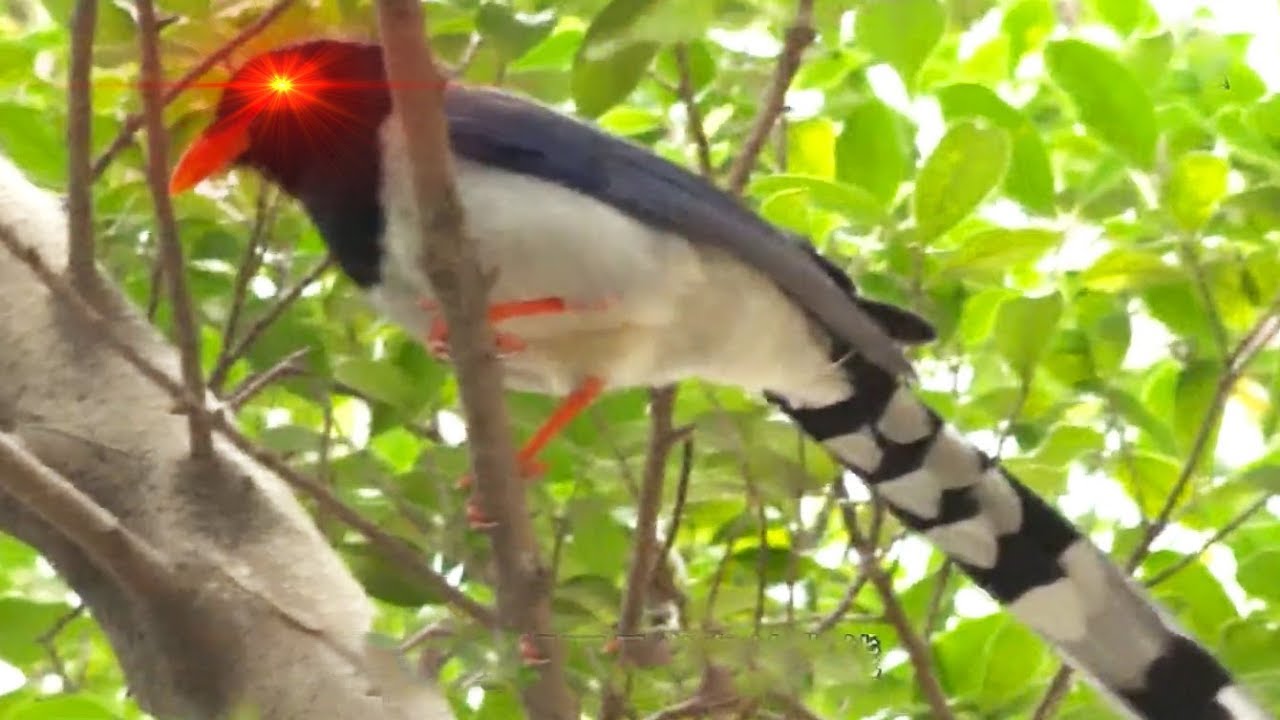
[858,550,955,720]
[448,33,483,78]
[66,0,97,289]
[1144,495,1270,587]
[765,692,824,720]
[91,0,296,179]
[658,437,693,563]
[812,573,870,635]
[724,0,815,194]
[838,487,955,720]
[922,560,952,639]
[615,385,680,656]
[136,0,212,458]
[1179,240,1230,357]
[209,256,331,392]
[225,347,310,410]
[216,186,274,360]
[672,44,712,177]
[0,433,175,597]
[0,225,499,630]
[1127,290,1280,572]
[374,2,577,717]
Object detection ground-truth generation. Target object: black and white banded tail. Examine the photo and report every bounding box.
[769,351,1271,720]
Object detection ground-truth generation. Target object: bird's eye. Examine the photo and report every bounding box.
[268,74,295,95]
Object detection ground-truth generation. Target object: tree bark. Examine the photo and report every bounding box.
[0,154,455,719]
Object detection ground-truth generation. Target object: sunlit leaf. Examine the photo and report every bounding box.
[1045,40,1157,166]
[914,121,1011,241]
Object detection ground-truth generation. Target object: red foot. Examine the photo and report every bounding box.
[519,634,550,666]
[420,296,610,359]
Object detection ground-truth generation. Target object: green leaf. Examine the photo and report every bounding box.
[1164,152,1230,230]
[836,99,908,204]
[1045,40,1157,166]
[1145,551,1237,640]
[510,28,584,72]
[786,118,837,178]
[978,620,1047,705]
[345,542,442,608]
[1033,425,1104,465]
[571,0,661,117]
[935,84,1055,213]
[937,228,1060,277]
[0,598,75,665]
[475,685,527,719]
[1087,0,1153,35]
[332,358,429,413]
[957,287,1014,346]
[994,293,1063,381]
[1174,360,1222,457]
[749,174,885,225]
[1080,248,1182,291]
[1113,451,1183,518]
[597,105,663,135]
[475,4,556,61]
[0,102,66,188]
[914,121,1011,241]
[1002,0,1054,65]
[1238,550,1280,603]
[4,696,117,720]
[854,0,944,88]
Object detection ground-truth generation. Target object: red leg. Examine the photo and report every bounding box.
[423,297,594,358]
[464,376,606,526]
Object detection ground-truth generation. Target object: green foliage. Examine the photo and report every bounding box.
[0,0,1278,718]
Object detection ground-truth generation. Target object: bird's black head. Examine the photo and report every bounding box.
[171,40,395,286]
[170,39,391,196]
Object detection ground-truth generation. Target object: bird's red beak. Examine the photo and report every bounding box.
[169,113,254,194]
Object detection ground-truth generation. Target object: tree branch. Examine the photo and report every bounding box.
[0,433,174,598]
[209,255,331,392]
[724,0,815,194]
[215,186,273,365]
[0,222,498,633]
[66,0,97,289]
[136,0,212,458]
[91,0,295,180]
[373,2,577,717]
[614,386,681,658]
[672,44,712,178]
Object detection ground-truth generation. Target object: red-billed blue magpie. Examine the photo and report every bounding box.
[168,40,1271,720]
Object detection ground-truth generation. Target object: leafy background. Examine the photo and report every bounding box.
[0,0,1279,717]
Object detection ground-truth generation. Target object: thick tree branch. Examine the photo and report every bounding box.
[0,433,174,596]
[66,0,97,289]
[91,0,295,179]
[0,223,497,632]
[373,2,577,718]
[0,154,455,719]
[136,0,211,458]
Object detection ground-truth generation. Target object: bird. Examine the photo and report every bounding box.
[168,39,1271,720]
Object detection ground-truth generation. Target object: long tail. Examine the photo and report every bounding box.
[768,351,1271,720]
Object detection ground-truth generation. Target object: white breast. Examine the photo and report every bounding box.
[372,116,851,407]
